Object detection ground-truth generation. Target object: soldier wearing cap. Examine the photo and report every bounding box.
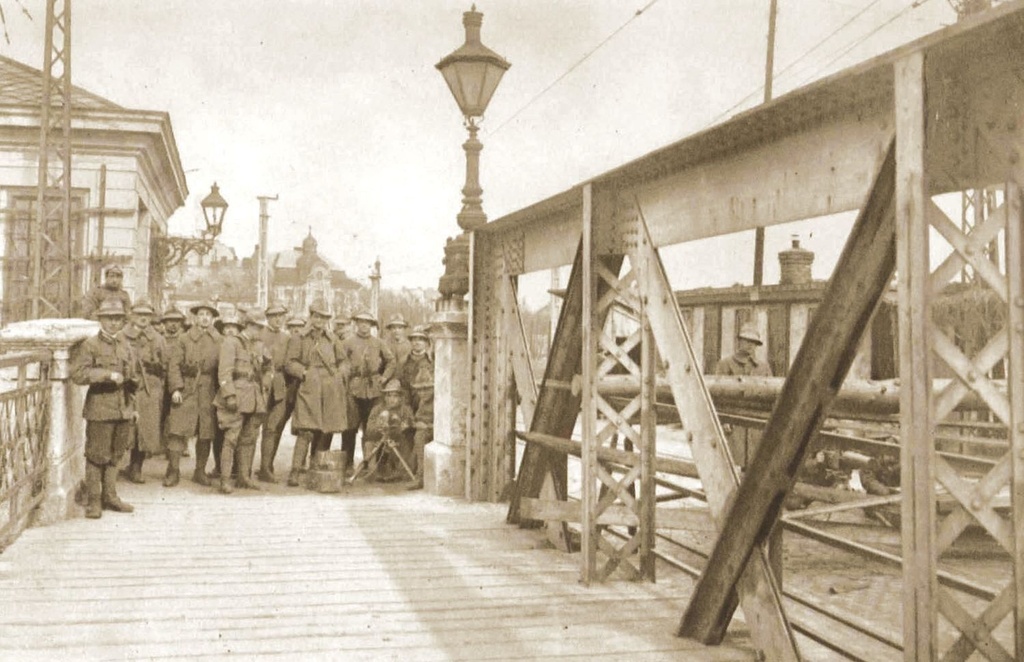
[363,378,415,481]
[160,307,186,342]
[81,264,133,321]
[213,310,270,493]
[713,321,772,467]
[120,300,168,484]
[397,325,434,489]
[166,300,223,486]
[340,311,396,473]
[158,306,187,485]
[283,299,349,486]
[70,299,140,518]
[384,314,412,372]
[286,317,306,334]
[257,302,293,482]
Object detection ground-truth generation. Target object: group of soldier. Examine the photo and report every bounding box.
[70,265,435,520]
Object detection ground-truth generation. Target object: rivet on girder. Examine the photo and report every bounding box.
[965,245,976,256]
[967,371,977,382]
[970,497,983,511]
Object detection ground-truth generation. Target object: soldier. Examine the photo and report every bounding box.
[257,302,293,482]
[214,311,270,493]
[159,306,187,486]
[384,314,412,371]
[120,300,168,484]
[70,299,139,518]
[712,321,772,467]
[81,264,133,320]
[362,379,415,481]
[340,311,395,473]
[165,301,222,486]
[398,325,434,489]
[287,317,306,335]
[284,300,349,486]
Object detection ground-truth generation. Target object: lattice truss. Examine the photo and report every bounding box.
[32,0,74,318]
[897,48,1024,661]
[0,382,51,518]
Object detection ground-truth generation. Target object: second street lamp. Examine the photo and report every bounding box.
[436,4,510,303]
[157,182,230,270]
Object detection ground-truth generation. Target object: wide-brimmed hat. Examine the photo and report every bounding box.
[308,299,332,318]
[352,311,377,325]
[385,314,408,329]
[286,317,306,328]
[737,322,763,345]
[216,310,243,331]
[265,302,288,317]
[190,300,220,317]
[409,325,430,341]
[381,379,403,393]
[96,298,126,318]
[131,300,156,316]
[242,311,267,328]
[105,264,123,276]
[161,306,186,322]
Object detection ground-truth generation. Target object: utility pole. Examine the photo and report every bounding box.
[256,194,278,309]
[752,0,778,287]
[369,257,381,322]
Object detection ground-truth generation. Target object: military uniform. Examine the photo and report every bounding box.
[385,314,412,372]
[214,312,270,493]
[712,322,772,465]
[284,314,349,486]
[363,385,415,481]
[158,307,187,486]
[70,299,139,518]
[258,305,295,481]
[340,313,395,472]
[121,304,168,483]
[397,327,434,486]
[166,303,222,485]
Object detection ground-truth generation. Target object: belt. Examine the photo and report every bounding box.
[232,370,255,381]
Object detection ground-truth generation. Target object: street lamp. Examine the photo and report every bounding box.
[436,4,510,304]
[157,182,230,270]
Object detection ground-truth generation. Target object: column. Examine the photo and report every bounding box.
[424,301,470,497]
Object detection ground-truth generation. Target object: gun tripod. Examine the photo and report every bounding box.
[348,436,416,484]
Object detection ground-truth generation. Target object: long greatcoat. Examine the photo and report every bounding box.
[166,325,222,440]
[284,327,348,433]
[214,332,269,415]
[71,331,139,421]
[122,324,167,453]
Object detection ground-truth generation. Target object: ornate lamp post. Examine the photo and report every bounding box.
[435,4,510,305]
[157,182,229,269]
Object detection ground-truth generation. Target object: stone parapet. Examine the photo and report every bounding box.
[425,306,469,498]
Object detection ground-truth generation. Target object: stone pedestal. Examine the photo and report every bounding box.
[425,302,470,498]
[0,319,98,527]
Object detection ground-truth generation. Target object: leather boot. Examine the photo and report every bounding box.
[163,450,181,487]
[192,439,212,486]
[219,441,234,494]
[102,465,134,513]
[127,448,146,484]
[258,429,276,482]
[85,462,103,519]
[237,445,262,490]
[211,432,224,479]
[289,432,311,487]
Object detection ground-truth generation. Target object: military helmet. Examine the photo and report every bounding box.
[217,310,243,330]
[385,314,408,329]
[131,300,156,316]
[737,322,763,346]
[265,302,288,317]
[161,306,186,322]
[243,311,267,328]
[96,298,127,318]
[352,311,377,325]
[105,264,123,276]
[308,299,332,318]
[381,379,403,394]
[408,325,430,341]
[286,317,306,328]
[190,300,220,317]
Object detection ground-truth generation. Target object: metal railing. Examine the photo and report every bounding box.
[0,350,52,550]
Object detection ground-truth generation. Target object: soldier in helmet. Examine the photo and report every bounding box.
[287,317,306,335]
[81,264,133,321]
[284,299,349,486]
[384,314,412,372]
[257,302,294,482]
[158,306,187,485]
[70,299,140,518]
[165,301,223,486]
[712,321,772,466]
[398,325,434,489]
[362,379,415,481]
[214,310,270,493]
[340,311,396,473]
[120,300,168,484]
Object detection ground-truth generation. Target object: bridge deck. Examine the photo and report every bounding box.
[0,454,755,661]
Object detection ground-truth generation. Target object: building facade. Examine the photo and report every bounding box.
[269,230,362,317]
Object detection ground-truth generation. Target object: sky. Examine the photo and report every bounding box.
[0,0,961,299]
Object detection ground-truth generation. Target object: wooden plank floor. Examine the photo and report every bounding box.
[0,458,757,661]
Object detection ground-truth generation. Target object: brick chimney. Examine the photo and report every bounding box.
[779,235,814,285]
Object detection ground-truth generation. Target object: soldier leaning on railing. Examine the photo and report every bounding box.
[70,298,140,519]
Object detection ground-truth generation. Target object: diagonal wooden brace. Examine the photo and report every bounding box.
[677,139,898,643]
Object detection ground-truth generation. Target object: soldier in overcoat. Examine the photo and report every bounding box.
[284,300,349,486]
[120,300,167,484]
[257,302,294,482]
[712,322,772,467]
[159,306,187,486]
[165,300,222,486]
[340,311,395,473]
[81,264,133,320]
[397,325,434,489]
[384,314,412,372]
[214,311,270,493]
[70,299,140,518]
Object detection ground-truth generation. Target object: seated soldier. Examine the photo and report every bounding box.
[362,379,415,482]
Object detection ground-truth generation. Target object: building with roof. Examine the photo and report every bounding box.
[269,229,362,317]
[0,54,187,323]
